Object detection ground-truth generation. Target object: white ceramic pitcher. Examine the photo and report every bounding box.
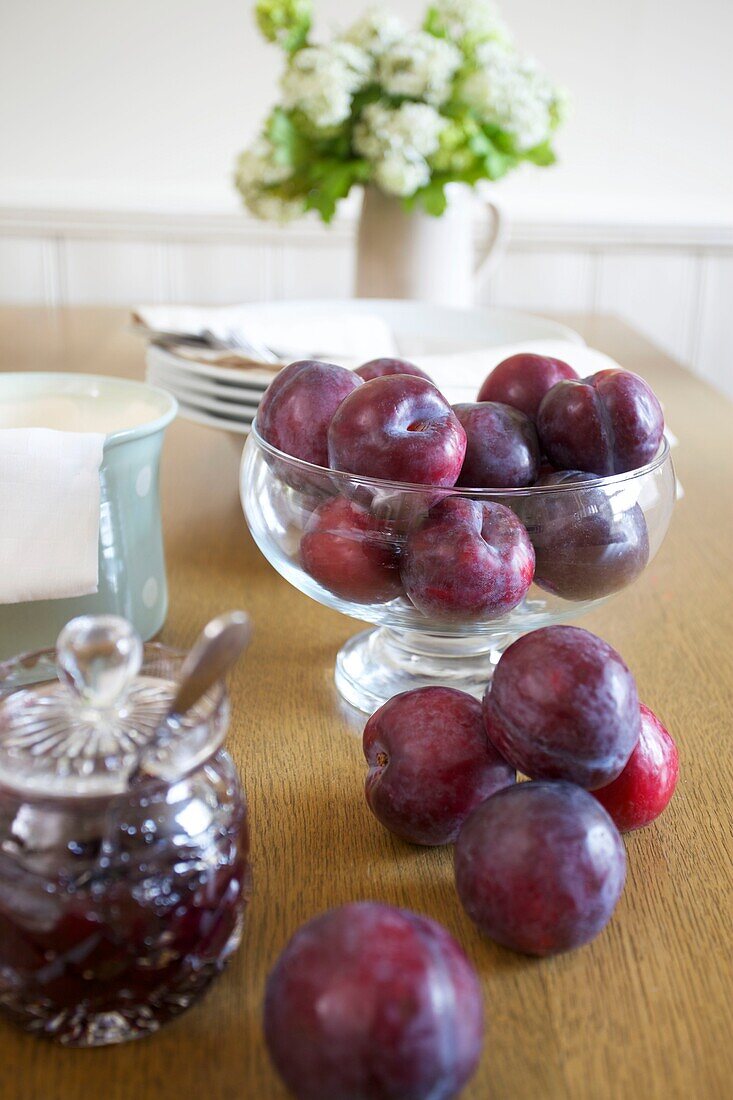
[355,184,506,308]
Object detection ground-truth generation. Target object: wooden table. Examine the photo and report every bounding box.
[0,308,731,1100]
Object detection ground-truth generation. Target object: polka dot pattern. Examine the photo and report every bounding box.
[142,576,159,609]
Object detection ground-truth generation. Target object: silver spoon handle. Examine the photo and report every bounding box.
[170,610,252,720]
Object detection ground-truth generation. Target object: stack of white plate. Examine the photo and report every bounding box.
[144,300,587,436]
[145,344,273,435]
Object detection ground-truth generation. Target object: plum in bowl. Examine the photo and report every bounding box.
[241,422,675,714]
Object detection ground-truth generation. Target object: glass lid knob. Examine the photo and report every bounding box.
[56,615,143,709]
[0,614,233,797]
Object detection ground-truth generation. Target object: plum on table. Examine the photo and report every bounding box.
[483,625,640,788]
[455,780,626,955]
[264,902,483,1100]
[364,686,515,845]
[593,703,679,831]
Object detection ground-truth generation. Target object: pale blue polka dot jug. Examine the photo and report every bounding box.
[0,373,177,659]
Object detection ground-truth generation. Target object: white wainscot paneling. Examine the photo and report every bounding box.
[596,251,699,364]
[483,248,595,312]
[2,206,733,399]
[275,240,354,300]
[0,237,48,303]
[696,256,733,399]
[63,239,166,305]
[168,241,273,304]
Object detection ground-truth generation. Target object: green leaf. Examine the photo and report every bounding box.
[350,85,384,117]
[488,128,519,156]
[468,129,492,157]
[407,180,448,217]
[525,140,556,166]
[423,7,445,40]
[266,109,304,170]
[255,0,311,52]
[484,146,514,179]
[304,159,369,223]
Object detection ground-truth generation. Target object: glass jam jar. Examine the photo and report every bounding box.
[0,616,249,1046]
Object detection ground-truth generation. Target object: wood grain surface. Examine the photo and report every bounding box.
[0,308,730,1100]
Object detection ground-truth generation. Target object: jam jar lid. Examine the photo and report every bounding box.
[0,616,229,799]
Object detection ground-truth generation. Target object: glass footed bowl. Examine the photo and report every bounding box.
[241,423,676,714]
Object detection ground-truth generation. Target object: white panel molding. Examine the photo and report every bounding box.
[1,205,733,252]
[694,255,733,393]
[0,203,730,397]
[595,250,699,363]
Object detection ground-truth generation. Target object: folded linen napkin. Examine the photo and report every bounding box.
[0,429,104,604]
[132,305,398,365]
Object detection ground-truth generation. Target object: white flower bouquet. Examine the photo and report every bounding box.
[235,0,565,223]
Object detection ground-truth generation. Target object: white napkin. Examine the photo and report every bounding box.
[133,304,398,363]
[0,429,105,604]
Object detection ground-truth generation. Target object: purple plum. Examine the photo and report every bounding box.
[455,780,626,955]
[264,902,483,1100]
[364,686,515,845]
[483,625,640,788]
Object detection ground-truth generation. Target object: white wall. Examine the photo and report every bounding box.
[1,0,731,217]
[0,0,731,396]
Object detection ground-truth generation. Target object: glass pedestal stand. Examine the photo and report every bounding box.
[335,625,518,714]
